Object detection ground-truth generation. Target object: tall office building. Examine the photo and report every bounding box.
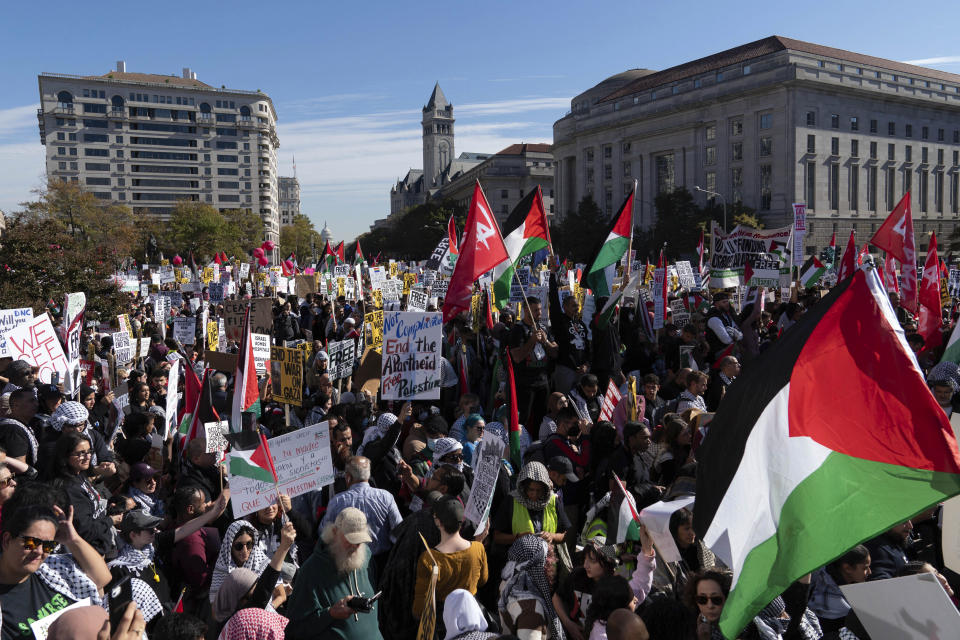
[37,62,281,244]
[278,176,301,226]
[554,36,960,255]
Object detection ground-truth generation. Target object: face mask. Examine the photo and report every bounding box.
[427,437,439,450]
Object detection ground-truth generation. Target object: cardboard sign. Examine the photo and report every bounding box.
[380,312,443,400]
[204,350,238,372]
[252,333,270,375]
[113,330,133,364]
[0,308,35,358]
[840,573,960,640]
[229,422,334,517]
[638,496,696,564]
[464,431,505,530]
[295,274,317,297]
[7,315,69,384]
[269,346,303,406]
[173,317,196,345]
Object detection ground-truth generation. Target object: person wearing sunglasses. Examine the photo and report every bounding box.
[460,414,485,467]
[50,432,117,558]
[210,521,270,606]
[684,569,732,640]
[0,503,112,640]
[0,464,16,525]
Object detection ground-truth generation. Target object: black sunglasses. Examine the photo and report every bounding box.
[20,535,58,554]
[696,595,724,606]
[443,453,464,462]
[233,541,255,551]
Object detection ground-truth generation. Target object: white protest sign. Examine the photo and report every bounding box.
[464,431,505,531]
[652,268,665,330]
[840,573,960,640]
[173,317,196,345]
[239,262,250,279]
[113,330,133,364]
[158,265,175,284]
[0,308,34,357]
[7,315,69,384]
[669,299,690,328]
[334,264,351,277]
[229,422,334,517]
[792,203,807,267]
[252,333,270,375]
[431,279,448,299]
[203,420,228,453]
[164,360,180,438]
[208,282,224,304]
[369,267,387,290]
[406,289,428,312]
[30,598,92,640]
[942,493,960,574]
[709,222,793,288]
[380,312,443,400]
[675,261,695,290]
[638,496,695,564]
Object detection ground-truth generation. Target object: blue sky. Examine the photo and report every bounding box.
[3,0,960,242]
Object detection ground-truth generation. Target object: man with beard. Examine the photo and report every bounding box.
[285,508,383,640]
[864,520,914,581]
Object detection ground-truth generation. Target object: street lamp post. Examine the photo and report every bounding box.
[695,185,726,232]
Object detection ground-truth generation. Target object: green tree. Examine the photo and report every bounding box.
[648,188,713,261]
[167,201,228,261]
[220,208,264,258]
[552,196,609,264]
[355,199,466,260]
[0,216,129,321]
[280,215,321,263]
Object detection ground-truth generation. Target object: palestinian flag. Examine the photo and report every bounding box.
[231,307,261,433]
[941,321,960,364]
[799,256,827,289]
[492,186,552,308]
[581,188,634,298]
[185,370,220,442]
[684,293,710,314]
[323,241,336,272]
[694,267,960,639]
[504,347,522,472]
[335,241,345,263]
[354,240,364,265]
[229,431,278,484]
[614,473,641,543]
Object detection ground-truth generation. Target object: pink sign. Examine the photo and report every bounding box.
[7,315,69,384]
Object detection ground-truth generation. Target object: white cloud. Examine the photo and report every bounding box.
[0,142,46,214]
[903,56,960,66]
[0,104,40,140]
[458,97,570,116]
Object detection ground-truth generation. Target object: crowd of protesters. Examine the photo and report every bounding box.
[0,254,955,640]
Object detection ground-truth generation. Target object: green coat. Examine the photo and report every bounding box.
[285,539,384,640]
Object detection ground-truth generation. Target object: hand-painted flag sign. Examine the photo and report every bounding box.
[598,379,622,422]
[694,267,960,639]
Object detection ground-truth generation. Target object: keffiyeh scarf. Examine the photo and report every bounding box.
[513,462,553,512]
[497,536,564,640]
[357,412,398,456]
[219,608,288,640]
[210,521,269,603]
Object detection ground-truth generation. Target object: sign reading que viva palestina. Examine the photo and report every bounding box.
[380,311,443,400]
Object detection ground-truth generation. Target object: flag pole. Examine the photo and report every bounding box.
[622,179,638,289]
[612,471,676,582]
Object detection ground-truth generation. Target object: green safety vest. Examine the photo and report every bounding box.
[511,494,558,534]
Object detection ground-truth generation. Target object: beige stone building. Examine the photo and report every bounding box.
[278,176,300,226]
[37,62,281,244]
[553,36,960,257]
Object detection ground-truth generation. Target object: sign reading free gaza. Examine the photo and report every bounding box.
[380,311,443,400]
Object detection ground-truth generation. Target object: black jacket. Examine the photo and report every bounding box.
[548,273,590,370]
[55,474,116,557]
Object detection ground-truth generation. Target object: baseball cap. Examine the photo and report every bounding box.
[120,510,161,534]
[37,384,63,403]
[336,507,373,544]
[547,456,579,483]
[344,317,356,326]
[129,462,160,482]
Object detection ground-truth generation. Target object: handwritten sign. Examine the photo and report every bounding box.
[270,346,303,406]
[208,282,224,304]
[113,330,133,364]
[364,311,384,352]
[380,312,443,400]
[252,333,270,375]
[0,308,34,358]
[7,315,69,384]
[229,422,334,517]
[407,289,428,312]
[173,317,196,345]
[204,420,228,453]
[464,431,505,530]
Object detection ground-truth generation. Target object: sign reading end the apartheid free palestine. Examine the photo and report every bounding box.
[380,311,443,400]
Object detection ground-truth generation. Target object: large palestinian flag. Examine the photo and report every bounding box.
[581,188,634,298]
[694,266,960,639]
[492,186,552,308]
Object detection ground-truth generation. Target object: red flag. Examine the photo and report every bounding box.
[442,181,510,323]
[448,215,459,256]
[743,261,754,287]
[697,229,705,274]
[856,244,870,266]
[180,362,201,423]
[505,349,521,470]
[213,253,222,265]
[335,241,345,263]
[837,230,857,282]
[186,370,220,443]
[919,233,943,350]
[457,347,470,395]
[883,254,900,293]
[484,290,494,330]
[173,588,185,613]
[257,431,280,483]
[869,192,916,313]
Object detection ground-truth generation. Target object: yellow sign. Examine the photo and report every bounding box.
[364,310,384,353]
[371,289,383,309]
[207,321,219,350]
[296,340,313,363]
[160,259,170,266]
[389,263,399,278]
[202,267,214,284]
[403,273,417,295]
[470,293,482,333]
[269,346,303,406]
[117,314,133,337]
[336,276,346,298]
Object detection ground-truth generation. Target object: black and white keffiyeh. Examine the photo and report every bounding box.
[513,462,553,512]
[0,417,38,463]
[51,401,90,430]
[357,412,397,456]
[497,536,564,640]
[210,520,269,603]
[108,543,156,573]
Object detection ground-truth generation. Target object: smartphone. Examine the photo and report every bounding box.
[368,591,383,604]
[107,574,133,631]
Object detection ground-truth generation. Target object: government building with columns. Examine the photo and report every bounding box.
[553,36,960,257]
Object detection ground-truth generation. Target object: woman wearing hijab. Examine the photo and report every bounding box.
[442,589,498,640]
[50,432,117,557]
[210,520,271,604]
[498,535,565,639]
[212,521,296,632]
[492,461,570,548]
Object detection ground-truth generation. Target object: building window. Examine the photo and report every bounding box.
[870,141,877,159]
[759,165,772,210]
[732,167,743,203]
[830,163,840,210]
[759,113,772,129]
[729,117,743,136]
[705,171,716,194]
[759,137,772,156]
[870,119,878,133]
[585,148,594,162]
[622,161,632,176]
[886,167,896,208]
[807,135,816,153]
[500,189,508,198]
[604,165,613,180]
[655,154,675,195]
[906,124,913,138]
[938,128,945,142]
[904,168,912,194]
[603,145,612,159]
[831,137,839,155]
[922,147,929,164]
[850,116,859,131]
[732,142,743,161]
[920,169,928,212]
[951,173,958,214]
[586,167,594,183]
[743,64,751,75]
[888,122,896,136]
[705,124,716,141]
[868,166,877,211]
[806,111,816,127]
[705,146,717,165]
[806,162,816,209]
[922,126,929,140]
[831,114,839,129]
[850,165,859,209]
[938,149,944,165]
[936,170,944,213]
[622,141,631,154]
[851,140,859,157]
[716,71,724,82]
[888,144,895,161]
[906,146,913,163]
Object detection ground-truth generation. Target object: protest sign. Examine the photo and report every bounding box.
[223,300,246,341]
[840,573,960,640]
[638,496,696,563]
[239,262,250,279]
[509,267,531,303]
[403,273,417,296]
[295,274,317,297]
[943,494,960,574]
[250,298,274,336]
[270,346,303,406]
[30,598,93,640]
[364,311,384,352]
[652,268,665,330]
[464,431,505,530]
[204,351,237,373]
[675,261,695,289]
[113,331,133,364]
[208,282,224,304]
[431,279,448,299]
[7,315,69,384]
[229,422,334,517]
[381,312,443,400]
[369,267,387,290]
[0,308,33,358]
[669,299,690,328]
[163,360,179,438]
[334,264,351,278]
[173,317,196,345]
[252,333,270,375]
[709,222,793,288]
[206,321,219,351]
[792,203,807,267]
[203,421,228,453]
[158,265,175,284]
[406,289,428,312]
